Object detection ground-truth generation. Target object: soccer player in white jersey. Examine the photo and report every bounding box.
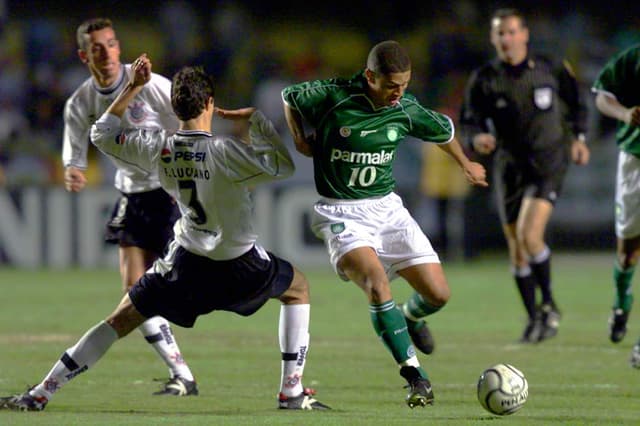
[61,18,196,395]
[0,56,329,411]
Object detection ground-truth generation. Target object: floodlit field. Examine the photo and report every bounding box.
[0,252,638,425]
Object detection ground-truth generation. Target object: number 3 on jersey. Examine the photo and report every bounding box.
[348,165,376,187]
[178,180,206,224]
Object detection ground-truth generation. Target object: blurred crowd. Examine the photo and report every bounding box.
[0,0,638,190]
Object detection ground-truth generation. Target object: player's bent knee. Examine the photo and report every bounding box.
[427,284,451,307]
[279,268,310,304]
[367,280,393,304]
[106,295,147,337]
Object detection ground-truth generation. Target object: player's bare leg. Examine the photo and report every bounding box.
[339,247,434,407]
[0,294,146,411]
[119,245,197,395]
[399,263,449,354]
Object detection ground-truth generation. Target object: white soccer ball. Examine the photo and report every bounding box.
[477,363,528,415]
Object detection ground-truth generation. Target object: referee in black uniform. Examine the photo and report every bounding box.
[460,8,590,343]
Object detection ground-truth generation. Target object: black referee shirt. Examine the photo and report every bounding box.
[460,54,587,158]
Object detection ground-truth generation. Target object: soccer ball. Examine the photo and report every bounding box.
[477,363,528,415]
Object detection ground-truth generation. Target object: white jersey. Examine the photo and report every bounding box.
[62,64,178,193]
[90,110,294,260]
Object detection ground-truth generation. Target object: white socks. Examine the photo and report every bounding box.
[29,317,194,402]
[279,304,310,397]
[31,321,118,400]
[138,316,194,381]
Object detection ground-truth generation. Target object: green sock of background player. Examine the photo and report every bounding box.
[613,261,634,312]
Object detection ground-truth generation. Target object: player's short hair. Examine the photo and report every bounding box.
[76,18,114,50]
[171,66,215,121]
[366,40,411,75]
[491,8,527,28]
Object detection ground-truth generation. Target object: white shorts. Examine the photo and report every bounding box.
[311,192,440,281]
[615,151,640,239]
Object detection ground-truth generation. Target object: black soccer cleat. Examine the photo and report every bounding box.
[405,317,435,354]
[518,318,539,343]
[0,392,48,411]
[399,366,434,408]
[153,376,199,396]
[536,302,561,342]
[278,388,331,410]
[609,308,629,343]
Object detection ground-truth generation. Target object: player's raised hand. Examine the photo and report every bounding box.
[130,53,151,87]
[215,107,257,121]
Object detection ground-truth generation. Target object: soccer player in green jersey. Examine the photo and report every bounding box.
[593,44,640,368]
[282,40,487,407]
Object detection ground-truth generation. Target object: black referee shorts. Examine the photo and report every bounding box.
[494,148,568,224]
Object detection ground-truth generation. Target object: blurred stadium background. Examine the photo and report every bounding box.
[1,0,639,267]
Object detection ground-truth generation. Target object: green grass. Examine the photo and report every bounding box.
[0,252,638,425]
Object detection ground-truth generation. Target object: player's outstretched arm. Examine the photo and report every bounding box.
[90,54,160,174]
[215,108,295,181]
[437,137,488,187]
[595,92,640,126]
[105,53,151,119]
[215,107,256,120]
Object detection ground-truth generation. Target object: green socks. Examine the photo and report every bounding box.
[402,292,442,327]
[613,262,635,312]
[370,300,416,363]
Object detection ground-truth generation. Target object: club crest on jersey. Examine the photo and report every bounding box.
[386,126,399,142]
[534,87,552,110]
[339,127,352,137]
[330,222,345,234]
[127,101,147,123]
[161,148,172,163]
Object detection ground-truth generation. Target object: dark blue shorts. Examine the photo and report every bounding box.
[105,188,180,256]
[128,244,294,327]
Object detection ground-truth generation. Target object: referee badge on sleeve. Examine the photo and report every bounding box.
[533,87,552,110]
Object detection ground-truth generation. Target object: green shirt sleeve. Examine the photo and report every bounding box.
[282,78,345,127]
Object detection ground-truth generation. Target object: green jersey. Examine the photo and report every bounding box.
[592,44,640,156]
[282,71,453,199]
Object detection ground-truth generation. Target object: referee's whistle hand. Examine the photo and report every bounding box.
[472,133,496,154]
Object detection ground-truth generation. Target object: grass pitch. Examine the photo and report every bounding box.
[0,252,638,425]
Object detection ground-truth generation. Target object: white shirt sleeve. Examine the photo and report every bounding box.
[217,110,295,184]
[90,113,165,175]
[61,97,91,169]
